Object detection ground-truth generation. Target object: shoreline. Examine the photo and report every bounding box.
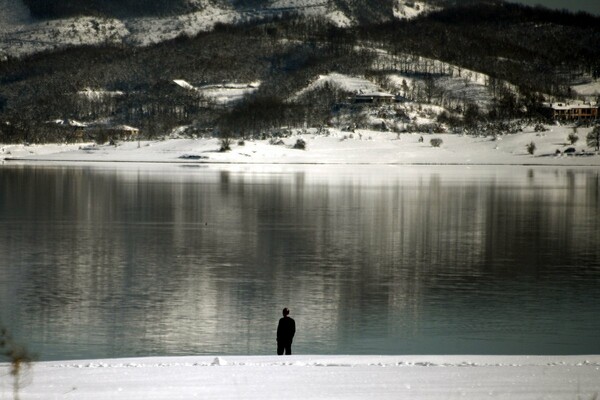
[2,126,600,168]
[5,157,600,168]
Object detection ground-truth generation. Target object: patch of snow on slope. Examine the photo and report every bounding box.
[269,0,351,27]
[371,48,489,86]
[324,10,353,27]
[0,0,352,58]
[78,88,125,100]
[173,80,197,91]
[174,79,261,104]
[267,0,333,15]
[269,0,354,27]
[388,72,494,110]
[269,0,327,10]
[387,74,415,92]
[124,4,238,46]
[293,73,382,100]
[2,17,129,58]
[0,3,236,58]
[369,47,500,108]
[197,82,261,104]
[393,1,434,20]
[572,80,600,99]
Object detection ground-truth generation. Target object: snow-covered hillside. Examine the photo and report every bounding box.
[368,47,505,109]
[124,4,239,46]
[268,0,352,26]
[393,0,436,20]
[572,80,600,101]
[0,4,241,57]
[174,80,261,105]
[292,73,383,100]
[0,0,421,58]
[2,17,129,57]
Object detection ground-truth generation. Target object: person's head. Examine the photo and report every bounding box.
[282,308,290,317]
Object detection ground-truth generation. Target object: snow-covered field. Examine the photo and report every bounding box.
[3,355,599,399]
[2,125,599,166]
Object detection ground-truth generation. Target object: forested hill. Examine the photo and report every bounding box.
[1,0,599,143]
[363,2,600,94]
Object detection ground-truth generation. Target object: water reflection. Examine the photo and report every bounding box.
[0,165,599,360]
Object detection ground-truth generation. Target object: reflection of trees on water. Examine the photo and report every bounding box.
[1,166,599,359]
[483,169,600,278]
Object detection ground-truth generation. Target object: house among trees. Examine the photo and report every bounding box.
[351,92,396,105]
[542,102,599,121]
[109,125,140,140]
[76,88,125,120]
[44,119,88,141]
[86,123,140,142]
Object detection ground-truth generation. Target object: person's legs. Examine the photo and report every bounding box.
[277,342,284,355]
[285,343,292,355]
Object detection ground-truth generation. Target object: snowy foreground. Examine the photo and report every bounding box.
[2,126,600,166]
[2,355,600,399]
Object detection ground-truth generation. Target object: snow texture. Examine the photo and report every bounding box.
[292,73,384,100]
[2,355,599,400]
[572,80,600,100]
[0,0,354,58]
[2,125,599,166]
[393,0,435,20]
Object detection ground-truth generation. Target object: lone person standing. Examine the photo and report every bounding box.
[277,307,295,355]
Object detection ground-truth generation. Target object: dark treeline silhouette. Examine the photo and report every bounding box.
[429,1,600,28]
[22,0,194,18]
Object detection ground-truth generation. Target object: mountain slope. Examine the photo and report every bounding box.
[1,0,598,144]
[19,0,398,20]
[1,0,404,58]
[21,0,196,18]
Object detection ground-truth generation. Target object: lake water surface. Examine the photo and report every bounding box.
[1,164,599,361]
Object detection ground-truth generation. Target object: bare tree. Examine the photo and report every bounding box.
[1,326,34,400]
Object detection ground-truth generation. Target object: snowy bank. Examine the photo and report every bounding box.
[3,355,599,399]
[2,125,600,166]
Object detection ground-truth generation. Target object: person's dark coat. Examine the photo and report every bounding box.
[277,316,295,344]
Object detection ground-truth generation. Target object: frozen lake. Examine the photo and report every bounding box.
[1,164,599,361]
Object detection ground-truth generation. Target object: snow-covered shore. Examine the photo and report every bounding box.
[1,125,599,166]
[3,355,599,399]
